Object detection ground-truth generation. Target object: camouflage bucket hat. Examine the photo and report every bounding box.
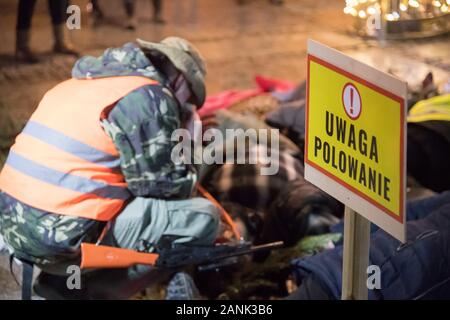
[137,37,207,108]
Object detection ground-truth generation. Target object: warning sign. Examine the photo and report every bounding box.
[305,40,407,242]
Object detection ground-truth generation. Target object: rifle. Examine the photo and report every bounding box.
[80,241,283,270]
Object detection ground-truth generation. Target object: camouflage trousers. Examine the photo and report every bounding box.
[0,192,219,275]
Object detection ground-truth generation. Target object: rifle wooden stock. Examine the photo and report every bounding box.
[80,243,159,269]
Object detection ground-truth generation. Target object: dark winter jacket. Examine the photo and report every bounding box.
[291,191,450,300]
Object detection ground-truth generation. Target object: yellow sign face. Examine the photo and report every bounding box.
[305,54,406,225]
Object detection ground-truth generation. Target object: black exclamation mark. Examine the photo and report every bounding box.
[350,88,354,115]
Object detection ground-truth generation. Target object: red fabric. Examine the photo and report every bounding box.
[198,75,296,117]
[254,75,295,92]
[198,89,263,117]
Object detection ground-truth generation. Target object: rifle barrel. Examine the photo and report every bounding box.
[196,241,284,266]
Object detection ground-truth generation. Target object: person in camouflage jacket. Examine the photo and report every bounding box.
[0,38,219,275]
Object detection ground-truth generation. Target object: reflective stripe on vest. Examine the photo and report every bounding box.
[0,76,158,221]
[408,94,450,123]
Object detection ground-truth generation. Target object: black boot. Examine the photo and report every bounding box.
[52,24,79,56]
[152,0,165,24]
[33,272,90,300]
[15,29,39,64]
[270,0,283,5]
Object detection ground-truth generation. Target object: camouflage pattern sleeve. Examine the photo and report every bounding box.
[102,84,197,199]
[0,191,103,274]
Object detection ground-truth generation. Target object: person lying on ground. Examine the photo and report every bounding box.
[289,191,450,300]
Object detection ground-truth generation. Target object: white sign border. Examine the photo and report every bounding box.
[306,39,407,242]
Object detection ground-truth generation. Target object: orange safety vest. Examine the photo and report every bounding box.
[0,76,158,221]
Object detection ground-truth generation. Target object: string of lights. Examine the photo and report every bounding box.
[344,0,450,38]
[344,0,448,20]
